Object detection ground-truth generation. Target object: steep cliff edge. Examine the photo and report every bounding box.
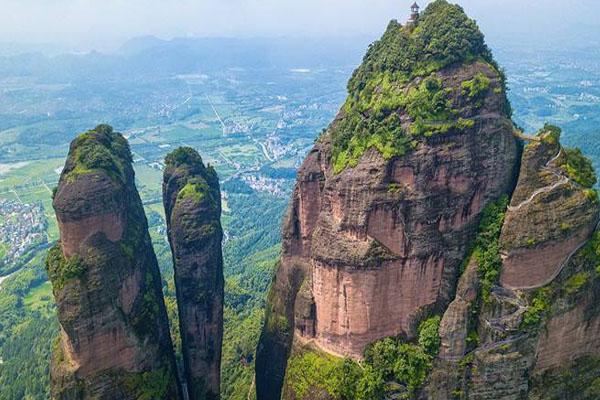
[499,127,598,290]
[429,126,600,399]
[46,125,181,399]
[163,147,224,400]
[256,1,520,398]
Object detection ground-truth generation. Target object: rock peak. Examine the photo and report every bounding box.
[163,147,224,400]
[47,125,181,399]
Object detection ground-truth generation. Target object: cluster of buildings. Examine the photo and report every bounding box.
[223,119,252,135]
[241,174,290,198]
[265,131,288,160]
[0,199,47,269]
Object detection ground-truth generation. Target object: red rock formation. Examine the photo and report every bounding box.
[282,64,517,355]
[163,147,224,400]
[535,299,600,372]
[438,259,479,361]
[255,3,600,398]
[47,125,181,399]
[256,29,519,400]
[499,138,599,289]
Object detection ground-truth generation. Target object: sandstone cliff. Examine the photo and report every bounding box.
[429,126,600,400]
[256,1,600,399]
[46,125,181,399]
[163,147,224,400]
[256,1,519,398]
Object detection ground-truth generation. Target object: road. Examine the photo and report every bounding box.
[0,271,15,290]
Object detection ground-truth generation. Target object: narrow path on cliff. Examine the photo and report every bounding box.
[502,144,599,291]
[507,148,567,212]
[507,176,569,212]
[247,377,255,400]
[443,333,530,363]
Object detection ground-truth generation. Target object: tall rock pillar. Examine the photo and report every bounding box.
[47,125,181,399]
[163,147,224,400]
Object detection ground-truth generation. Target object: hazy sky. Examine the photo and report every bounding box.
[0,0,598,50]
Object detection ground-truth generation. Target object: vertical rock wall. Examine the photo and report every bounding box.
[163,147,224,400]
[47,125,181,400]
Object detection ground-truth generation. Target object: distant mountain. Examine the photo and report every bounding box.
[0,36,371,83]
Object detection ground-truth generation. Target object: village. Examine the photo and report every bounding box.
[0,199,48,274]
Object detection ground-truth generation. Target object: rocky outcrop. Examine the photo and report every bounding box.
[438,259,479,361]
[256,2,520,398]
[46,125,181,399]
[428,125,600,399]
[499,134,599,289]
[163,147,224,400]
[528,231,600,399]
[256,2,600,399]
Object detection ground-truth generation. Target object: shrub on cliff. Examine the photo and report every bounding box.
[562,147,597,188]
[418,316,441,357]
[474,195,509,303]
[45,245,86,290]
[329,0,505,173]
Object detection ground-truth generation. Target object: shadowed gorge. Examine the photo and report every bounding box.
[46,125,181,399]
[163,147,224,400]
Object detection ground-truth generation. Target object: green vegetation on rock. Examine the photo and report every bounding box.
[45,245,86,291]
[521,287,551,330]
[177,179,210,203]
[286,316,440,399]
[541,123,597,188]
[285,349,352,399]
[130,270,162,339]
[473,195,509,303]
[561,147,597,188]
[461,72,491,106]
[418,315,441,357]
[165,146,205,167]
[564,271,591,295]
[540,123,562,146]
[329,0,505,173]
[65,124,131,183]
[122,368,171,400]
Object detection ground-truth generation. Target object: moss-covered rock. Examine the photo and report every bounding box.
[48,125,181,400]
[163,147,223,400]
[328,0,510,173]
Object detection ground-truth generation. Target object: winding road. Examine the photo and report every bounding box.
[0,272,15,290]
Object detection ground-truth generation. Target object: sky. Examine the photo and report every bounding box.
[0,0,598,51]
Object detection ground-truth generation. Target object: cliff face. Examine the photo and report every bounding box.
[163,147,224,400]
[256,2,520,398]
[429,127,600,399]
[256,1,600,399]
[499,131,598,290]
[46,125,181,399]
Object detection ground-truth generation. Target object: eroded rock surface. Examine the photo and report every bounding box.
[163,147,224,400]
[500,135,599,289]
[47,125,181,399]
[255,3,519,398]
[428,127,600,399]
